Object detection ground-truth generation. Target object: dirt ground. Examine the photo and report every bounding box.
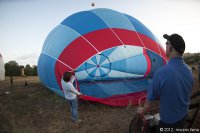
[0,76,136,133]
[0,68,199,133]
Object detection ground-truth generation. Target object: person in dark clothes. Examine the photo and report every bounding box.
[25,81,28,88]
[10,76,13,86]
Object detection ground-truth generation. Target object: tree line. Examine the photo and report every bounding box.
[183,52,200,65]
[5,61,37,76]
[4,53,199,77]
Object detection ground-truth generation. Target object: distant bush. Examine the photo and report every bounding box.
[183,53,200,65]
[24,64,37,76]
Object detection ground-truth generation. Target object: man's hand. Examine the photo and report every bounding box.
[71,71,75,75]
[78,93,83,98]
[137,100,152,115]
[137,107,144,114]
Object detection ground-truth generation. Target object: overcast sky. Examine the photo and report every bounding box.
[1,0,200,66]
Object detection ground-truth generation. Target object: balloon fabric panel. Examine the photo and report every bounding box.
[38,8,168,106]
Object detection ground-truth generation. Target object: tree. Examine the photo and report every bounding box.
[32,65,38,76]
[5,61,21,76]
[184,53,200,65]
[24,64,32,76]
[5,61,38,76]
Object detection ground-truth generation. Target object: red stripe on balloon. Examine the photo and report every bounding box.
[83,28,122,51]
[55,62,72,91]
[138,33,160,54]
[80,91,147,106]
[58,37,97,69]
[55,28,165,91]
[143,48,151,77]
[105,28,143,47]
[55,37,97,89]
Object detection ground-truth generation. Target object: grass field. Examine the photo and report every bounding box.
[0,68,199,133]
[0,76,136,133]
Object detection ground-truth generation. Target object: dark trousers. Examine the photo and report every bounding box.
[156,115,187,133]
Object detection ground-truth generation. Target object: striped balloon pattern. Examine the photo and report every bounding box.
[38,8,168,106]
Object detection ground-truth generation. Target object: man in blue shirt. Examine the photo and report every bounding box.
[138,34,194,132]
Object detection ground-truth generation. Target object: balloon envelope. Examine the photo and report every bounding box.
[0,53,5,81]
[38,8,168,106]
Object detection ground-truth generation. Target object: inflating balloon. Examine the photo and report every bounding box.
[38,8,168,106]
[0,53,5,81]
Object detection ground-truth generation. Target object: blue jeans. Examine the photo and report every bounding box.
[67,98,78,121]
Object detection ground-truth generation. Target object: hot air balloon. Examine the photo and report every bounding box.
[0,53,5,81]
[38,8,168,106]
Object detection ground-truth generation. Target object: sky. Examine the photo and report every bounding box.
[0,0,200,66]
